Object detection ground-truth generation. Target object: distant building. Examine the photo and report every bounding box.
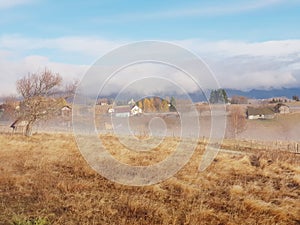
[131,105,142,116]
[128,99,135,106]
[114,106,131,117]
[97,98,109,105]
[108,108,115,114]
[274,103,290,114]
[10,118,27,133]
[61,105,72,117]
[247,107,275,120]
[108,105,143,117]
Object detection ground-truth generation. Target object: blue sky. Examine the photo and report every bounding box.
[1,0,300,94]
[2,0,300,41]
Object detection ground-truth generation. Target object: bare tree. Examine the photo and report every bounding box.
[230,95,248,104]
[63,79,78,99]
[16,69,74,136]
[228,106,247,138]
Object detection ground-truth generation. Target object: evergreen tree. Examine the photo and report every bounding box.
[209,89,228,104]
[170,96,176,112]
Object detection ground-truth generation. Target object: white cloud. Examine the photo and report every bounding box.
[175,39,300,90]
[176,39,300,58]
[0,35,124,57]
[0,0,35,9]
[219,71,297,90]
[0,52,87,95]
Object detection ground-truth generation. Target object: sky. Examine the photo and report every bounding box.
[1,0,300,95]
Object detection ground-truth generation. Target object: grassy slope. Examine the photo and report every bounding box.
[0,133,299,225]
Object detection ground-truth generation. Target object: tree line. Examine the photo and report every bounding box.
[136,96,176,113]
[209,89,229,104]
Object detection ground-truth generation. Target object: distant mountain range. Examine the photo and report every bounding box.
[94,87,300,104]
[225,87,300,100]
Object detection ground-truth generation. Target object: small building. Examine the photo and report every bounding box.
[97,98,109,105]
[131,105,142,116]
[10,118,28,133]
[108,108,115,114]
[114,106,131,117]
[128,99,135,107]
[61,105,72,117]
[108,105,143,117]
[247,107,275,120]
[274,103,290,114]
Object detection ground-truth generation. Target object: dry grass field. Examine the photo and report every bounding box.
[0,133,299,225]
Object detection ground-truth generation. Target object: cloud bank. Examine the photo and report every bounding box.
[0,35,300,96]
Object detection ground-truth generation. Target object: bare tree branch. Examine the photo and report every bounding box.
[16,69,67,136]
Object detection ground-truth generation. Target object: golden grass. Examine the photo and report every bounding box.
[0,133,299,225]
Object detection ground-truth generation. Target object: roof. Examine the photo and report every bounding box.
[61,105,72,110]
[274,103,289,111]
[114,106,131,113]
[10,118,27,128]
[247,107,275,116]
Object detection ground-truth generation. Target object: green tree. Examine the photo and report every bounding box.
[292,95,299,101]
[170,96,176,112]
[209,89,228,104]
[221,89,228,103]
[209,90,217,104]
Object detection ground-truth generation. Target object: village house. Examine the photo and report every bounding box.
[246,107,275,120]
[97,98,109,106]
[108,105,143,117]
[61,105,72,117]
[112,106,131,117]
[10,118,28,133]
[131,105,142,116]
[60,105,72,117]
[274,103,290,114]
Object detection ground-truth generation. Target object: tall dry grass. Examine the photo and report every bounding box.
[0,133,299,224]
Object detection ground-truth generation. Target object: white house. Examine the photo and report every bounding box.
[274,103,290,114]
[107,105,143,117]
[247,107,275,120]
[130,105,142,116]
[61,106,71,117]
[108,108,115,114]
[114,106,131,117]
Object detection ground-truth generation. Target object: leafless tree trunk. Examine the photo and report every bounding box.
[228,106,247,138]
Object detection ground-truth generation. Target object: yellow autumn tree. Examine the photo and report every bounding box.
[160,100,169,112]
